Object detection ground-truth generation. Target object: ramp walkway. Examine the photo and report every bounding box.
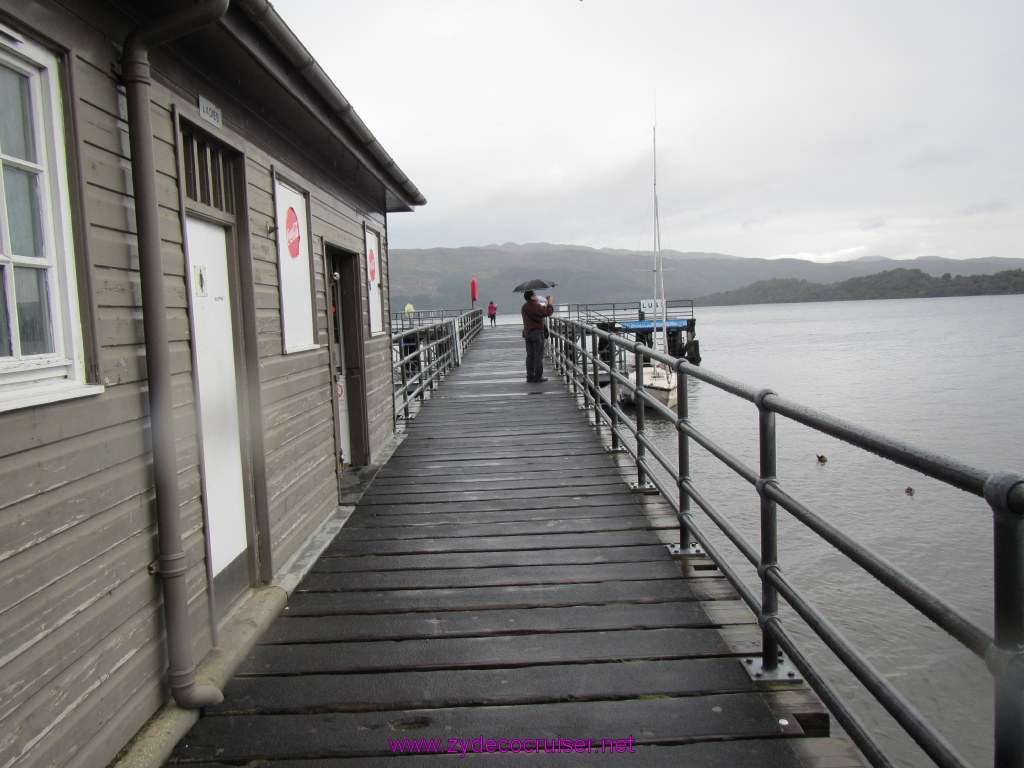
[166,326,858,766]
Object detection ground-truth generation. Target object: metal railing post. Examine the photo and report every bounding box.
[428,327,437,394]
[400,337,410,420]
[677,364,691,550]
[416,328,426,400]
[634,346,648,488]
[591,331,601,427]
[757,388,780,674]
[986,473,1024,768]
[575,326,584,398]
[609,337,621,451]
[564,325,572,383]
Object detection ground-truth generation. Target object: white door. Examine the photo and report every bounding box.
[185,217,248,577]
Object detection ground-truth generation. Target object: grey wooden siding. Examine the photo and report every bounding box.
[0,2,403,765]
[243,153,336,572]
[0,26,209,768]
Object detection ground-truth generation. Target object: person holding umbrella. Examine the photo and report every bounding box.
[521,289,554,382]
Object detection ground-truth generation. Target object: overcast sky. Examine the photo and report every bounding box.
[272,0,1023,262]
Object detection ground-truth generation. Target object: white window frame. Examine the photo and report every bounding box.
[0,25,100,411]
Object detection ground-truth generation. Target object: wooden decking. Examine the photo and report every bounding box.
[166,326,860,767]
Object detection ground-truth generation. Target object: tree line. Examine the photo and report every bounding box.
[695,268,1024,307]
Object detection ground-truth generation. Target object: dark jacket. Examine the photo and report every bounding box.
[521,299,554,334]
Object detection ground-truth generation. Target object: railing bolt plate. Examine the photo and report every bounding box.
[629,482,659,494]
[740,655,802,684]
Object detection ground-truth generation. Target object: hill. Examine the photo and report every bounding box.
[696,268,1024,306]
[389,243,1024,310]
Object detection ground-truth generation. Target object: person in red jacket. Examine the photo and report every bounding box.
[520,290,554,382]
[487,301,497,326]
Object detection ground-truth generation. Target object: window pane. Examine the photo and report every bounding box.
[0,63,36,162]
[3,164,44,258]
[14,266,54,355]
[0,267,10,357]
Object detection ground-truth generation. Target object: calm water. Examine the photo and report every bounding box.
[631,295,1024,768]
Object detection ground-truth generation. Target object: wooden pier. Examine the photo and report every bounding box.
[166,326,861,766]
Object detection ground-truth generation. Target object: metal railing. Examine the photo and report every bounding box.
[560,298,695,326]
[548,316,1024,768]
[392,308,483,423]
[391,307,476,332]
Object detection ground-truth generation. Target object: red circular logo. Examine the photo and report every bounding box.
[368,248,377,282]
[286,207,301,259]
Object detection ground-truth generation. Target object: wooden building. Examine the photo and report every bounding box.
[0,1,423,765]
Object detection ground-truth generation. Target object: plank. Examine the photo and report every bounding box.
[312,544,671,572]
[301,560,682,591]
[327,516,657,543]
[169,739,808,767]
[214,657,755,714]
[172,694,794,762]
[283,578,701,616]
[324,530,666,555]
[262,601,720,644]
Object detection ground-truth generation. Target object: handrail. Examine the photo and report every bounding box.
[548,315,1023,768]
[560,299,695,323]
[391,308,483,424]
[391,307,475,332]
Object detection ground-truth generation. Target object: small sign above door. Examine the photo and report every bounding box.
[198,95,222,129]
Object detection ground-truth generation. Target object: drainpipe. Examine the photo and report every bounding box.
[121,0,230,710]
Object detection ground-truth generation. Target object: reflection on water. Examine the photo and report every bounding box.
[614,295,1024,768]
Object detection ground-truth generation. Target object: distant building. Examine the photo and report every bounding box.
[0,1,423,765]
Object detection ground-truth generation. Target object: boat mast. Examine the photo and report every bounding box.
[653,125,668,358]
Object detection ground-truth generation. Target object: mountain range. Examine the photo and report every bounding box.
[389,242,1024,310]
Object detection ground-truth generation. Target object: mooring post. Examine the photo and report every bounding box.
[757,389,780,674]
[985,473,1024,768]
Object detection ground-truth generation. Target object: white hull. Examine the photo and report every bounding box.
[622,364,678,410]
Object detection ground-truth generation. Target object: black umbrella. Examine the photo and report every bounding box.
[513,278,557,293]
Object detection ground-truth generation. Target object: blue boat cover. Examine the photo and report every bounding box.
[619,320,689,331]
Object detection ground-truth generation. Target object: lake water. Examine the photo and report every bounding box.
[516,295,1024,768]
[656,296,1024,768]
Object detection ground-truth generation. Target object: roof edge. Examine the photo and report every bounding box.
[231,0,426,210]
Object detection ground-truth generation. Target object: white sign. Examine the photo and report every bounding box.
[198,95,222,129]
[640,299,663,314]
[275,179,317,353]
[366,229,384,335]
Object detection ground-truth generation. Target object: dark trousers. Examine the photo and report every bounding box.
[524,330,545,380]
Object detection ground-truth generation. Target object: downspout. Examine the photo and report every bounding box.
[121,0,230,710]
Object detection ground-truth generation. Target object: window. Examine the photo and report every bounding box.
[181,129,234,214]
[0,25,98,410]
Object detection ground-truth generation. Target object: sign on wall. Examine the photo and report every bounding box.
[274,178,317,353]
[366,227,384,335]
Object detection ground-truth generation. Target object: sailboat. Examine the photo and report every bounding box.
[629,125,678,410]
